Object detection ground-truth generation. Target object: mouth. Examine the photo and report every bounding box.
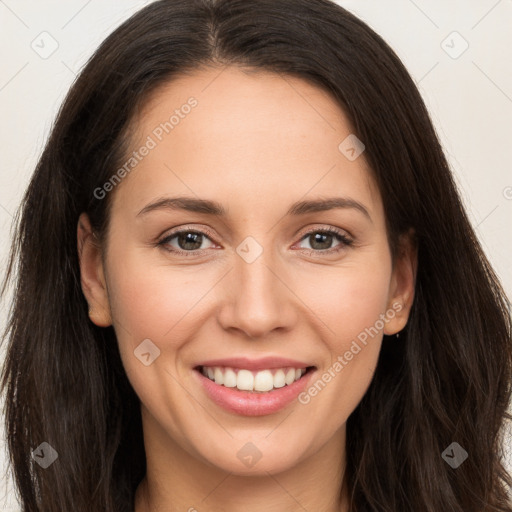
[193,363,318,416]
[194,365,317,393]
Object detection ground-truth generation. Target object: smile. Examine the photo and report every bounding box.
[193,365,317,416]
[197,365,315,393]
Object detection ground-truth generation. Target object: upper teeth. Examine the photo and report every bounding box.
[201,366,306,392]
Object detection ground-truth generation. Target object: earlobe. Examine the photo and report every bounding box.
[383,229,418,336]
[77,212,112,327]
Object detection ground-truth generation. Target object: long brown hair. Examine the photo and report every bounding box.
[1,0,511,510]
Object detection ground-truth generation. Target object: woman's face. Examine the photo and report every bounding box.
[79,66,416,476]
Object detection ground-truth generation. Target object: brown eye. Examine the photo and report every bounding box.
[296,228,353,254]
[158,228,217,255]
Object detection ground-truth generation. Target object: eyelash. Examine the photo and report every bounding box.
[157,225,354,258]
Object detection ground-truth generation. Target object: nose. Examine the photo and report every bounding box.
[217,244,297,339]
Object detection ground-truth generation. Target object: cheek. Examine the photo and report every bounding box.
[105,250,207,406]
[295,259,392,346]
[335,272,390,342]
[295,265,391,419]
[106,251,210,341]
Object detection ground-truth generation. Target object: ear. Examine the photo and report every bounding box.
[383,228,418,335]
[77,212,112,327]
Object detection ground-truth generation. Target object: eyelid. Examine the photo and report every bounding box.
[292,225,354,254]
[296,224,353,241]
[159,224,352,242]
[157,224,354,256]
[158,225,218,249]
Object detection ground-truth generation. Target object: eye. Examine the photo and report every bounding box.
[156,225,354,258]
[295,227,353,255]
[157,227,217,256]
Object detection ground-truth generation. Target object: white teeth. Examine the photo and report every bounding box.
[253,370,274,392]
[285,368,296,385]
[237,369,254,391]
[223,368,237,387]
[200,366,308,392]
[273,369,286,388]
[214,367,224,385]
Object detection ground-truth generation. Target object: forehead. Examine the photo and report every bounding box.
[112,65,381,218]
[137,65,354,155]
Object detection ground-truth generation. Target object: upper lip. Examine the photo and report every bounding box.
[195,356,315,371]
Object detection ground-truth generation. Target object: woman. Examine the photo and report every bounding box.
[1,0,511,510]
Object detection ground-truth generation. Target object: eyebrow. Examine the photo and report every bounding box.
[137,196,372,221]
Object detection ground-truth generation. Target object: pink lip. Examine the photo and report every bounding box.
[193,366,316,416]
[194,356,313,371]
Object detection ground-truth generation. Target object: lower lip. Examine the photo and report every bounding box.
[194,367,316,416]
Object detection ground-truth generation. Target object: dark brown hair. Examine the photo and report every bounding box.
[1,0,511,510]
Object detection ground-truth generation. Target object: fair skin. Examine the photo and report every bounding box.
[78,66,416,512]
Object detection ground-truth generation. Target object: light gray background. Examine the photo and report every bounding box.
[1,0,511,509]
